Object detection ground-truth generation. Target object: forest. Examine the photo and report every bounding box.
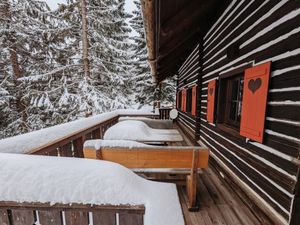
[0,0,175,138]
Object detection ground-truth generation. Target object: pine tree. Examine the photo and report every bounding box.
[0,0,53,138]
[87,0,134,110]
[130,0,175,108]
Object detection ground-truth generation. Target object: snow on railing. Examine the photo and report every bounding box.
[0,109,158,155]
[0,153,185,225]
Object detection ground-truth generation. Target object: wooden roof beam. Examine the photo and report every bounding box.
[141,0,158,82]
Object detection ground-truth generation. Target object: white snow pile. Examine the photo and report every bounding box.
[119,116,173,129]
[84,139,150,149]
[0,154,185,225]
[103,120,183,142]
[0,109,158,154]
[118,108,159,116]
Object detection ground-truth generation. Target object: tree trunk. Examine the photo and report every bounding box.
[4,0,26,122]
[9,44,25,114]
[81,0,90,78]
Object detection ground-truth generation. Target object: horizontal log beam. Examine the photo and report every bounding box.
[0,201,145,213]
[141,0,158,82]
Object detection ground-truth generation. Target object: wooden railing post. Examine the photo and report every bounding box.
[73,136,85,158]
[59,143,73,157]
[92,128,101,139]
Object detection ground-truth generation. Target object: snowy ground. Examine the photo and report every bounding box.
[0,153,184,225]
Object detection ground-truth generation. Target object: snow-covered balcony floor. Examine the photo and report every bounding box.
[174,124,264,225]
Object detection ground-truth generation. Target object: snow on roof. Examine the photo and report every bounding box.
[0,109,158,154]
[103,120,183,142]
[0,153,184,225]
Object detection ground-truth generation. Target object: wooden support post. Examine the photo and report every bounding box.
[187,149,199,211]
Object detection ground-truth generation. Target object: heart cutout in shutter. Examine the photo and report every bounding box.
[209,88,214,95]
[248,78,262,94]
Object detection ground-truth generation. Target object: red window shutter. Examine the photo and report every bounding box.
[207,80,216,123]
[240,62,271,143]
[191,85,197,116]
[176,91,180,109]
[181,89,187,112]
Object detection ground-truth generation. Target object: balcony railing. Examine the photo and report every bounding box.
[0,109,162,157]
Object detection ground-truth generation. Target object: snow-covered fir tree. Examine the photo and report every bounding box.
[0,0,54,137]
[129,0,175,108]
[18,0,135,132]
[87,0,134,110]
[0,0,175,139]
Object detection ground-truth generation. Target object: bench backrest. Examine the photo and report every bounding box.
[84,146,209,169]
[0,202,145,225]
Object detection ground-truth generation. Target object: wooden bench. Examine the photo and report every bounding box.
[83,141,209,210]
[0,202,145,225]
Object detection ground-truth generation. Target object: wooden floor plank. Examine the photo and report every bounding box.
[201,172,227,206]
[198,177,216,208]
[218,205,243,225]
[205,167,243,206]
[233,206,261,225]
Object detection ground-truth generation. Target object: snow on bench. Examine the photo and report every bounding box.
[103,120,183,143]
[0,109,158,155]
[119,116,173,129]
[0,153,185,225]
[83,139,210,209]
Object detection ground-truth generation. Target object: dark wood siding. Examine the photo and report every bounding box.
[177,1,300,224]
[177,44,201,136]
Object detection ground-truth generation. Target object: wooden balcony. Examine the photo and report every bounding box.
[0,109,267,225]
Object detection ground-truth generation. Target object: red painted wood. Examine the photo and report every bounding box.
[191,85,197,116]
[176,91,180,109]
[182,89,187,112]
[207,80,216,123]
[240,62,271,143]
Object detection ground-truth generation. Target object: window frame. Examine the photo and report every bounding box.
[216,63,252,136]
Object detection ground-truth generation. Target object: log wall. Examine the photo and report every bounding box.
[177,0,300,224]
[177,44,201,138]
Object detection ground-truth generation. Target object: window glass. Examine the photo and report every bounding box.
[186,88,193,113]
[218,73,244,129]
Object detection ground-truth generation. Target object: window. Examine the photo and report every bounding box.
[215,62,271,142]
[217,73,244,130]
[186,88,193,113]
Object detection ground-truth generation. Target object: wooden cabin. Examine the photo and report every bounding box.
[141,0,300,225]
